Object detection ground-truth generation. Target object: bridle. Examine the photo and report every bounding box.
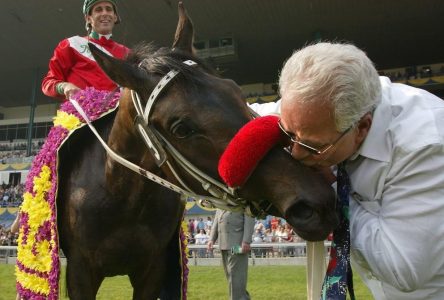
[70,58,272,217]
[131,59,246,211]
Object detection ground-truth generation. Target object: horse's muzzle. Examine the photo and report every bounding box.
[284,199,339,242]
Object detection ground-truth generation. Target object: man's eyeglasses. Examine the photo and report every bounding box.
[277,119,353,155]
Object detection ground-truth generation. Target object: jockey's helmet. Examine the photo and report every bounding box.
[83,0,121,24]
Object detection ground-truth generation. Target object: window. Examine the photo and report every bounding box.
[209,39,219,48]
[220,38,233,47]
[0,121,52,141]
[193,41,206,50]
[0,128,6,141]
[33,122,52,139]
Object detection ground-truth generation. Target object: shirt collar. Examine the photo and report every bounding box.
[349,77,392,163]
[89,31,113,40]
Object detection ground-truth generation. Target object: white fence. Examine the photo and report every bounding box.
[187,242,331,266]
[1,242,331,266]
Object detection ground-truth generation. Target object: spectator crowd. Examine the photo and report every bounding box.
[0,183,24,207]
[0,140,44,164]
[185,216,309,258]
[380,64,444,82]
[0,224,18,246]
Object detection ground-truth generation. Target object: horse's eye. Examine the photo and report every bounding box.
[171,122,195,139]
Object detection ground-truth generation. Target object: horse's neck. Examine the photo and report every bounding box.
[106,94,190,210]
[105,98,158,192]
[108,99,140,159]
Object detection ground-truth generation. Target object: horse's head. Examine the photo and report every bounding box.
[89,2,338,241]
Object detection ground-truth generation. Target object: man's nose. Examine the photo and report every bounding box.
[290,143,312,160]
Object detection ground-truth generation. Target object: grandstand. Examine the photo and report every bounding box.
[0,0,443,215]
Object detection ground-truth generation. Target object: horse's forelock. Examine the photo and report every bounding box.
[126,42,158,65]
[127,42,215,86]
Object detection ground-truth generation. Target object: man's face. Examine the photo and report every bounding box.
[280,97,366,168]
[85,1,117,35]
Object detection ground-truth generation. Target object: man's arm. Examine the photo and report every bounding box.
[208,210,221,250]
[241,214,255,252]
[41,39,78,100]
[351,145,444,292]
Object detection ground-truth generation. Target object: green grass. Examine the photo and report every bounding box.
[0,264,373,299]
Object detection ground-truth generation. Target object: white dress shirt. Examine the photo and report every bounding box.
[251,77,444,299]
[348,77,444,300]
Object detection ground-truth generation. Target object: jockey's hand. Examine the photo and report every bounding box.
[207,240,214,250]
[62,82,81,100]
[241,241,251,253]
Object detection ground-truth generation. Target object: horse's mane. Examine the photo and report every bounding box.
[126,42,216,85]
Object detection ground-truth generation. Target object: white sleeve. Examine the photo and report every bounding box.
[248,99,281,116]
[350,144,444,292]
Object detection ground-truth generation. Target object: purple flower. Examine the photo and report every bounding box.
[61,87,120,122]
[35,221,51,242]
[18,87,120,300]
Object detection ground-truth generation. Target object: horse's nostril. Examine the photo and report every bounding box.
[285,201,314,220]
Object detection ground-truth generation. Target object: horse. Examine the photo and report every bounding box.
[56,3,338,299]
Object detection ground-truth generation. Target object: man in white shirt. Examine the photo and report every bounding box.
[251,42,444,299]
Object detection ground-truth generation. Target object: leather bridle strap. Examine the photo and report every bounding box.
[68,57,275,216]
[69,97,244,212]
[140,59,196,124]
[131,60,249,209]
[142,69,179,123]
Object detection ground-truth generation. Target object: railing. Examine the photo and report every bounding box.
[1,242,332,266]
[0,245,17,264]
[1,156,34,164]
[187,242,331,266]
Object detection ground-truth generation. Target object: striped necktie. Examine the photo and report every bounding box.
[321,163,355,300]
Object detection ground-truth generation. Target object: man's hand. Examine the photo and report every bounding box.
[60,82,81,99]
[207,240,214,250]
[241,241,251,253]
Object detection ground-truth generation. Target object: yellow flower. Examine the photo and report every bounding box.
[16,268,50,295]
[53,110,81,130]
[181,220,189,248]
[32,165,52,195]
[17,165,53,274]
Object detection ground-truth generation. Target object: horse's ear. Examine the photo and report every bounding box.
[172,2,195,55]
[88,43,149,90]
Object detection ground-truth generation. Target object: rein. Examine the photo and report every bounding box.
[69,59,263,214]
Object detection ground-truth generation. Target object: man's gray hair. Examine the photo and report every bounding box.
[279,42,382,131]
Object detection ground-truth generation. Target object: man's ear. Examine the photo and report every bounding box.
[355,112,372,144]
[84,15,91,27]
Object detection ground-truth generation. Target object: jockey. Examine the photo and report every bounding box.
[11,1,129,232]
[41,0,129,102]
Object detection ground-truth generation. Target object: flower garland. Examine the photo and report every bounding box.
[180,220,190,299]
[16,87,189,299]
[16,88,120,299]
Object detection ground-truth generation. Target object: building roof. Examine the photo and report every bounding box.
[1,0,443,108]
